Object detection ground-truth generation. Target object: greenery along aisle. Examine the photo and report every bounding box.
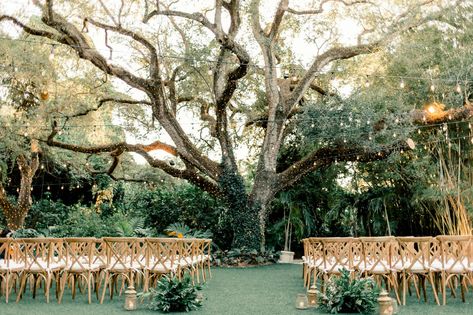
[2,265,473,315]
[1,1,472,253]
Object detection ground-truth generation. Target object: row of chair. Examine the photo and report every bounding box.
[302,235,473,306]
[0,237,212,304]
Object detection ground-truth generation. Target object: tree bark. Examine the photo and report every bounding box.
[0,142,40,230]
[0,155,39,230]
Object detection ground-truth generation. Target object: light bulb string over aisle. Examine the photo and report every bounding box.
[3,114,473,146]
[1,127,471,192]
[0,35,472,86]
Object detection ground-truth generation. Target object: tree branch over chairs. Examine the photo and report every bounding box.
[277,102,473,192]
[44,127,221,197]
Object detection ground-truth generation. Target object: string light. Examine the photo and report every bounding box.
[455,84,462,93]
[430,83,435,92]
[400,80,405,89]
[48,45,55,62]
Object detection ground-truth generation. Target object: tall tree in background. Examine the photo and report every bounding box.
[0,0,471,250]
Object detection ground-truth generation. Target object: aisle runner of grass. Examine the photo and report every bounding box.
[1,264,472,315]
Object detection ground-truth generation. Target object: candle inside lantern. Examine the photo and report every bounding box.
[295,293,308,310]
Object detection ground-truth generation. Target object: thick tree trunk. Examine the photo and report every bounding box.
[219,161,262,251]
[0,142,40,230]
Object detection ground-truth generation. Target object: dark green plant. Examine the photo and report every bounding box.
[139,274,202,313]
[319,269,379,314]
[11,228,43,238]
[212,247,279,266]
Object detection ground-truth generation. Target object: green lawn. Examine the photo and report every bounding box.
[1,264,472,314]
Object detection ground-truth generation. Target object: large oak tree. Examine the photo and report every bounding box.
[0,0,471,250]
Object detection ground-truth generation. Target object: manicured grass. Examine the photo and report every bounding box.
[1,264,473,314]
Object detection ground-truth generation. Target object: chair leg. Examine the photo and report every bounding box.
[100,272,110,304]
[421,276,427,302]
[88,272,92,304]
[45,273,51,304]
[16,273,28,303]
[58,272,68,304]
[428,272,440,306]
[5,273,9,304]
[442,272,447,305]
[402,273,407,306]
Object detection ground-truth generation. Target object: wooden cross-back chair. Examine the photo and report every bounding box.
[58,238,103,304]
[319,237,354,290]
[15,238,65,303]
[100,237,145,303]
[302,238,324,288]
[0,239,23,303]
[143,238,179,291]
[192,239,212,283]
[396,236,440,305]
[359,236,400,304]
[435,235,473,305]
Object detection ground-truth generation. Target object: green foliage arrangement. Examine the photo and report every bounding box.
[139,275,203,313]
[319,269,379,314]
[212,247,279,266]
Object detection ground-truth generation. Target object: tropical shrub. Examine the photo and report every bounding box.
[164,222,212,239]
[319,269,379,314]
[139,274,202,313]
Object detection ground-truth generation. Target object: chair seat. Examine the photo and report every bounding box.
[66,262,103,272]
[0,260,25,272]
[105,261,144,271]
[358,262,390,273]
[146,262,178,273]
[430,258,471,273]
[27,261,65,272]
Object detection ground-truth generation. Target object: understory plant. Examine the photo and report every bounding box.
[212,247,279,266]
[319,269,379,314]
[139,274,202,313]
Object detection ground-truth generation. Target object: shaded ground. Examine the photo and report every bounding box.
[1,264,472,314]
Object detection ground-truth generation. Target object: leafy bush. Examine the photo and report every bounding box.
[11,228,43,238]
[319,269,379,314]
[139,275,202,313]
[134,185,232,249]
[212,248,279,266]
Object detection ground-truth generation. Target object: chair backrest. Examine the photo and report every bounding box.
[306,238,324,267]
[436,235,472,272]
[145,238,179,274]
[17,238,64,271]
[0,238,11,266]
[103,237,145,270]
[321,237,354,272]
[396,236,433,271]
[360,236,395,273]
[63,237,102,270]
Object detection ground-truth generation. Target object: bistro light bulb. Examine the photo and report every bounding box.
[455,84,462,93]
[49,46,55,61]
[430,83,435,92]
[400,80,405,89]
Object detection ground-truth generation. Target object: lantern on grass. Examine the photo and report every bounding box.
[377,290,393,315]
[295,293,308,310]
[307,285,317,307]
[124,286,137,311]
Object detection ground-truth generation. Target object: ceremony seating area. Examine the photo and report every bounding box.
[302,235,473,306]
[0,237,212,304]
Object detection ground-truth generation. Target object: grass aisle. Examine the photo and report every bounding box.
[1,264,473,314]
